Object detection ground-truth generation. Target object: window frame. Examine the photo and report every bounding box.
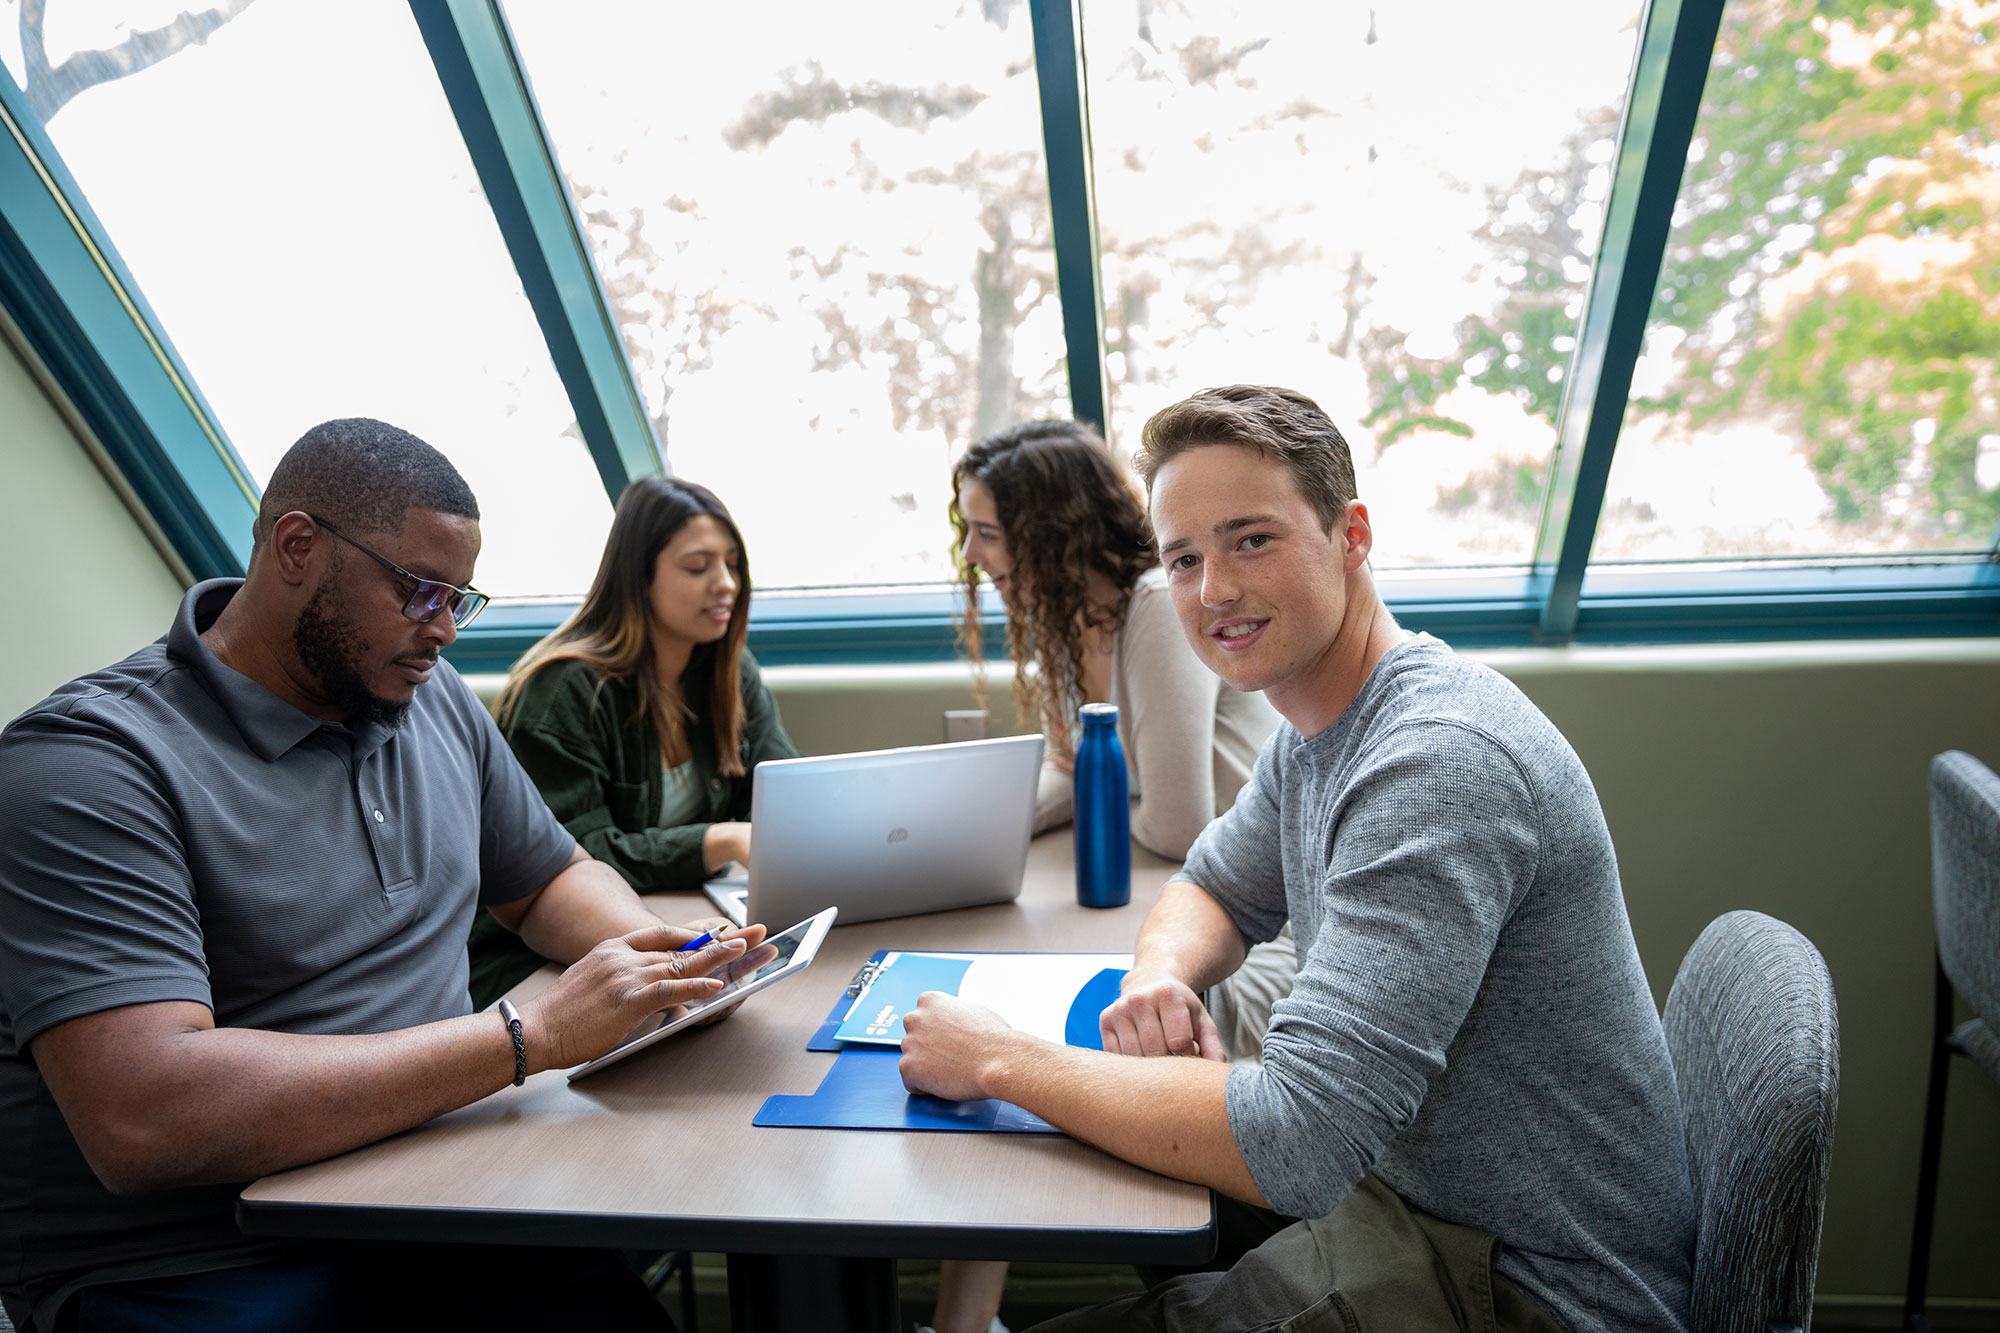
[2,0,1993,670]
[0,69,256,581]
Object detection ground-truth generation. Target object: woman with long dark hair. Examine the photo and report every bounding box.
[467,477,798,1008]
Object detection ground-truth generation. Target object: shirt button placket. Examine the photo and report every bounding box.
[357,760,395,898]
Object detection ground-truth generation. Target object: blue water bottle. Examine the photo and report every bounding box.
[1073,703,1131,908]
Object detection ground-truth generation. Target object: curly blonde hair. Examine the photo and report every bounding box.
[949,422,1157,760]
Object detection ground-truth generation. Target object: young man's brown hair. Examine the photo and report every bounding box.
[1135,384,1358,533]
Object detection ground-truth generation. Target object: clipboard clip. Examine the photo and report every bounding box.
[845,960,883,997]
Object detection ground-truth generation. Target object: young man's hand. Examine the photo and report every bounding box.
[1099,974,1227,1061]
[899,992,1022,1102]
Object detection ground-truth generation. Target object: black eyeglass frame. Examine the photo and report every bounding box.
[304,513,490,629]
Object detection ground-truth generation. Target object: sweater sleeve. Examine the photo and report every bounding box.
[1118,579,1224,859]
[1222,720,1543,1220]
[1178,725,1291,946]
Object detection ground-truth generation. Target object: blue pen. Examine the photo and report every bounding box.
[678,925,730,952]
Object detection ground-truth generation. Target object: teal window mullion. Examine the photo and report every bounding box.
[1029,0,1109,435]
[409,0,663,500]
[0,71,256,579]
[1530,0,1727,642]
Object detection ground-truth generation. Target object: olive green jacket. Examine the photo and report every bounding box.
[467,651,798,1007]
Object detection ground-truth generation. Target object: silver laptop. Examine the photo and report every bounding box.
[704,734,1044,928]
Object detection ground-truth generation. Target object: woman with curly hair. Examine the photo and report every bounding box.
[950,419,1281,859]
[927,420,1292,1333]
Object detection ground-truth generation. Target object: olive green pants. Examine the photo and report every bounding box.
[1027,1175,1566,1333]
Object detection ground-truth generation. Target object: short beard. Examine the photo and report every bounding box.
[294,577,411,731]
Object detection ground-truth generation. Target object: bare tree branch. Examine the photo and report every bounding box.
[20,0,259,123]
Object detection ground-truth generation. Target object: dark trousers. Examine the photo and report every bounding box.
[61,1243,672,1333]
[1029,1176,1564,1333]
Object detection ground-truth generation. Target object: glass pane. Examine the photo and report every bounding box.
[1596,0,2000,562]
[4,0,611,597]
[1084,0,1641,569]
[506,0,1065,590]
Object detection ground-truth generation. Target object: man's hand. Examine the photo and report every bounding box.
[899,992,1023,1102]
[1099,973,1226,1061]
[689,919,776,1027]
[517,922,753,1072]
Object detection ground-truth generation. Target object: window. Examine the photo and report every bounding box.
[1082,0,1641,569]
[506,0,1064,590]
[5,0,1992,651]
[1596,0,2000,562]
[3,0,611,597]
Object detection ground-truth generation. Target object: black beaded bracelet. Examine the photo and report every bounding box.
[497,999,527,1087]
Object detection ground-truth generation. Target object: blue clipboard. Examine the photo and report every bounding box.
[754,951,1108,1134]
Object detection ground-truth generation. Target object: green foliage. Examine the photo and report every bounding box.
[1651,27,1863,351]
[1770,290,2000,531]
[1460,297,1574,424]
[1357,0,2000,547]
[1377,414,1477,446]
[1638,0,2000,541]
[1363,334,1471,440]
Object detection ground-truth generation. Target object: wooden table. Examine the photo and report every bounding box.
[239,832,1215,1330]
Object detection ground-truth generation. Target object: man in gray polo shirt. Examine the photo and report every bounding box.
[0,420,755,1331]
[899,386,1694,1332]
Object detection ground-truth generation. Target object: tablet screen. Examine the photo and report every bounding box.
[690,913,818,1010]
[567,906,837,1081]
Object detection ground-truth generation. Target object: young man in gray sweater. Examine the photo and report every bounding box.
[899,385,1694,1333]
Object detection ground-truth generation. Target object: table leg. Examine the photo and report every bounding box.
[725,1253,900,1333]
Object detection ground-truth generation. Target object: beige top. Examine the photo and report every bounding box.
[1036,569,1282,859]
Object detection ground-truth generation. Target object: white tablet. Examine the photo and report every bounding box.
[566,906,838,1082]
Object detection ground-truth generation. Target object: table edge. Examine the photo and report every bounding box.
[236,1196,1218,1265]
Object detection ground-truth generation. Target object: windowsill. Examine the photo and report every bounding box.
[443,557,2000,675]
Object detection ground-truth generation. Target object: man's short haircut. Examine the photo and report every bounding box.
[1135,385,1357,533]
[257,418,479,543]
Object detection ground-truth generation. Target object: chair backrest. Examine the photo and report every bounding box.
[1663,910,1839,1333]
[1931,750,2000,1032]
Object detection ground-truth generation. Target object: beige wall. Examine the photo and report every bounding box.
[1497,642,2000,1314]
[765,640,2000,1317]
[0,327,185,724]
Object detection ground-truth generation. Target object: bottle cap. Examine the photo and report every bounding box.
[1079,703,1119,725]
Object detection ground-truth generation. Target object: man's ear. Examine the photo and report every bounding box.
[265,511,323,589]
[1340,500,1374,573]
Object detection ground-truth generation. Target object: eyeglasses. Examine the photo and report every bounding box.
[308,514,490,629]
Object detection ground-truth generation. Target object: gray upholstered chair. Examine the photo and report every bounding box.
[1663,910,1839,1333]
[1903,750,2000,1333]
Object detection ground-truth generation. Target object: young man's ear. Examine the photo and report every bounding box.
[1340,500,1374,573]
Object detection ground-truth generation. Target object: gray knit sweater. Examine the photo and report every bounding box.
[1184,635,1693,1333]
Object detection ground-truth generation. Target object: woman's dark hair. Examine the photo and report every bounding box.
[949,421,1156,759]
[500,477,751,774]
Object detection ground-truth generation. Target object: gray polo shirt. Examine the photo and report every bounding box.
[0,579,574,1326]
